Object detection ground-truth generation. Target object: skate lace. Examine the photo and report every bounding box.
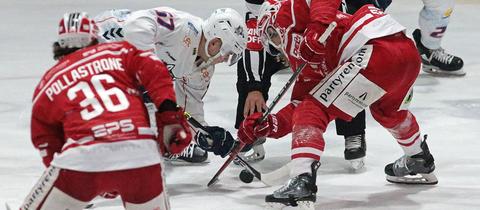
[431,48,454,64]
[170,142,195,159]
[345,135,362,150]
[394,156,410,172]
[277,176,300,194]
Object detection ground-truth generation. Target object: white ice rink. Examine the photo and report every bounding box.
[1,0,480,209]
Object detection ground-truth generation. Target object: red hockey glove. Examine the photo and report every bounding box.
[238,112,278,145]
[156,108,192,155]
[299,23,329,64]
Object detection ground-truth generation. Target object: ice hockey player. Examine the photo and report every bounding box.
[412,0,464,76]
[236,0,368,170]
[22,12,191,210]
[94,8,247,163]
[347,0,464,76]
[238,0,438,209]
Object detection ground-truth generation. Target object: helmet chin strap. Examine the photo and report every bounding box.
[195,43,223,71]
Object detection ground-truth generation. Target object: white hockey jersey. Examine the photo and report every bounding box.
[95,7,214,125]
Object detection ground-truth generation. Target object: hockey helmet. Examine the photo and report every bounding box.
[203,8,248,66]
[58,12,98,48]
[257,0,283,54]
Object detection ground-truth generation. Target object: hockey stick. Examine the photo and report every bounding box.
[235,155,291,186]
[206,21,337,187]
[184,112,208,131]
[207,62,306,187]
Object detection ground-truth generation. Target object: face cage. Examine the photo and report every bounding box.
[218,42,244,66]
[260,26,283,56]
[222,50,243,66]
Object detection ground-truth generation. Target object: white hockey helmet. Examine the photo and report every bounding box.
[203,8,248,66]
[58,12,98,48]
[257,0,283,54]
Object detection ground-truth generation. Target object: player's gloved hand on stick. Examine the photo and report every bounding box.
[238,112,277,145]
[299,23,330,64]
[156,102,192,155]
[195,126,237,158]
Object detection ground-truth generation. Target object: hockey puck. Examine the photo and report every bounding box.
[239,169,254,183]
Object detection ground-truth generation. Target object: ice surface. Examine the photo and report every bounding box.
[1,0,479,209]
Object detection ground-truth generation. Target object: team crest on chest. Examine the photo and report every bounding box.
[183,36,191,47]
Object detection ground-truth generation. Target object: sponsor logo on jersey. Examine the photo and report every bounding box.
[102,27,124,41]
[333,74,386,117]
[310,45,374,108]
[187,22,199,35]
[310,62,361,106]
[290,33,303,59]
[351,45,373,68]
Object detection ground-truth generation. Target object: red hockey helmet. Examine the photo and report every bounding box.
[58,12,98,48]
[257,0,283,54]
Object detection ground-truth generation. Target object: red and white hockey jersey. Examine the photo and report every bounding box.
[275,0,405,73]
[31,41,175,172]
[95,7,214,125]
[262,1,408,139]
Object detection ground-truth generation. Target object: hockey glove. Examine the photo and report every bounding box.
[195,126,237,158]
[156,107,192,155]
[238,112,278,145]
[299,23,329,64]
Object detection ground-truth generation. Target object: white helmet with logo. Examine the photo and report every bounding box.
[203,8,248,66]
[58,12,98,48]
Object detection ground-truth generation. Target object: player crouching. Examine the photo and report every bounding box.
[238,0,438,209]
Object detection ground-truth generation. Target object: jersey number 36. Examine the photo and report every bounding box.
[67,74,130,120]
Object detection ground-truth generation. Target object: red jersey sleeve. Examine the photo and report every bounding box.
[31,88,65,167]
[309,0,342,24]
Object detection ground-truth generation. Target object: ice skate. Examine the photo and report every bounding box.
[166,141,208,164]
[344,134,366,170]
[385,135,438,184]
[412,29,465,76]
[265,161,320,210]
[236,137,266,164]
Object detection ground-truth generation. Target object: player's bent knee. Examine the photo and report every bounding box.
[40,188,88,210]
[125,193,170,210]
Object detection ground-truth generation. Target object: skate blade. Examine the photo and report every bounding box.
[386,172,438,185]
[236,151,265,164]
[422,66,466,77]
[265,201,315,210]
[164,158,210,166]
[348,158,365,170]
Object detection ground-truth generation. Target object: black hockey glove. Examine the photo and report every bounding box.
[195,126,237,158]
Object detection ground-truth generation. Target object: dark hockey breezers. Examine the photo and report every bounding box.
[413,29,465,76]
[384,135,438,185]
